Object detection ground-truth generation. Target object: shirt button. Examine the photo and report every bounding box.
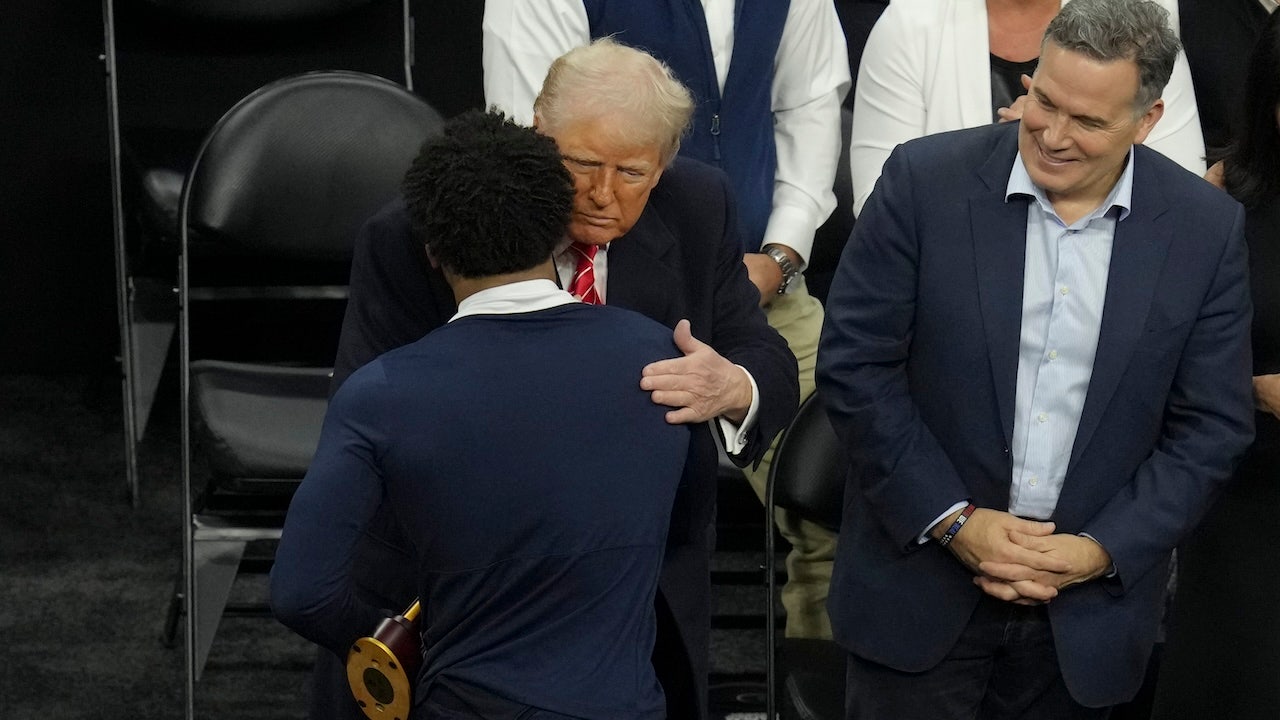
[1029,477,1039,487]
[1038,412,1048,423]
[1060,286,1070,296]
[1048,350,1058,361]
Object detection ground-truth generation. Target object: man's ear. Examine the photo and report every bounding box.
[532,112,543,134]
[424,243,440,269]
[1133,99,1165,145]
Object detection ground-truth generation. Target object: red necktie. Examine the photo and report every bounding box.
[568,242,602,305]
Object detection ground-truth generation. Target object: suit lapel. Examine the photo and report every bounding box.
[1067,159,1170,473]
[971,129,1028,447]
[606,205,680,325]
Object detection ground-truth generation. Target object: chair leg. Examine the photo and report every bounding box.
[163,580,183,648]
[190,538,247,679]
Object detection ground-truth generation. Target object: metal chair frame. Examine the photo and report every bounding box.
[98,0,416,508]
[765,392,846,720]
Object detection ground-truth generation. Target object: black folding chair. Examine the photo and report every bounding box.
[174,69,442,718]
[765,392,848,720]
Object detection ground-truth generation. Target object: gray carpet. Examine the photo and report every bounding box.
[0,372,770,719]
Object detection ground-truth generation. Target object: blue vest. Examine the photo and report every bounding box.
[583,0,790,251]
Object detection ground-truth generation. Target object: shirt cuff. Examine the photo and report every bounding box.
[715,365,760,456]
[1078,533,1117,578]
[918,500,971,545]
[760,204,817,271]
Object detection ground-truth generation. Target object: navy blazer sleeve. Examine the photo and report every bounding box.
[1081,201,1254,591]
[649,160,800,467]
[815,144,971,547]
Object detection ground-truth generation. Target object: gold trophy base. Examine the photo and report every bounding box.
[347,635,413,720]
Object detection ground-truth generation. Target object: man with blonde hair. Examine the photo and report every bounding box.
[486,0,852,644]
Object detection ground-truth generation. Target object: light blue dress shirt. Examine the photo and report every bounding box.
[1004,150,1134,520]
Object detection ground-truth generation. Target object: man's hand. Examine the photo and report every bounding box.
[937,508,1068,604]
[976,532,1113,603]
[1204,160,1226,190]
[1254,373,1280,419]
[939,508,1066,575]
[995,74,1033,123]
[743,252,783,306]
[641,319,754,424]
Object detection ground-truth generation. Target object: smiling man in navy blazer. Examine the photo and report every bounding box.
[816,0,1254,717]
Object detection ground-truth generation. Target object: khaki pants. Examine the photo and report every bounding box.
[742,277,837,639]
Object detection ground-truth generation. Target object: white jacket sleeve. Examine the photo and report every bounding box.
[764,0,851,265]
[482,0,590,125]
[848,2,928,218]
[1142,0,1207,175]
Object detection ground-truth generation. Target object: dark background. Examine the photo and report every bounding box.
[0,1,484,374]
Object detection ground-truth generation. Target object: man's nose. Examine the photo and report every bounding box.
[1041,113,1071,149]
[588,168,615,206]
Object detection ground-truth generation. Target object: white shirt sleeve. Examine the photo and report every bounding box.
[715,365,761,456]
[482,0,590,125]
[763,0,851,267]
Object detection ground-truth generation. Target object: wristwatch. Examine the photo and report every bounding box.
[762,244,800,295]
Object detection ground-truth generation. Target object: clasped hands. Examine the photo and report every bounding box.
[935,508,1112,606]
[640,319,753,425]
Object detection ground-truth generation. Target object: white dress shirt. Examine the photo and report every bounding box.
[1005,151,1134,519]
[481,0,851,267]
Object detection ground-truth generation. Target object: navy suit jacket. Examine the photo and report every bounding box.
[816,122,1254,707]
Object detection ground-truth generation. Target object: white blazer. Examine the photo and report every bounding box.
[849,0,1206,216]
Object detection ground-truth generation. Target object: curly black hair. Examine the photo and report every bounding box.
[402,110,574,278]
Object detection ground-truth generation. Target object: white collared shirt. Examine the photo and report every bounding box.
[450,279,575,322]
[1003,150,1134,519]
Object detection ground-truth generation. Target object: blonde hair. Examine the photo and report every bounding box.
[534,37,695,166]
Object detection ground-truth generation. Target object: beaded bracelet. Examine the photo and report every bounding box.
[937,503,977,547]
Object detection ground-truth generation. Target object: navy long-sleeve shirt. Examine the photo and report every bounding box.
[272,301,691,718]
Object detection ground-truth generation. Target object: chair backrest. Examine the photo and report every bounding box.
[182,70,442,265]
[769,392,847,532]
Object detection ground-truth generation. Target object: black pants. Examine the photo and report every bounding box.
[844,596,1111,720]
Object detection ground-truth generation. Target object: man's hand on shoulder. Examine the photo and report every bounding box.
[641,319,753,424]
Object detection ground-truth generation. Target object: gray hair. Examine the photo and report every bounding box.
[533,37,695,167]
[1043,0,1181,113]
